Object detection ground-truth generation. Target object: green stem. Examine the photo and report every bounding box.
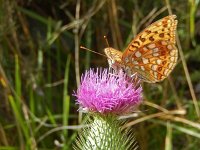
[74,115,138,150]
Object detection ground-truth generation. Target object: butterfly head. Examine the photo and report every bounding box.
[104,47,123,72]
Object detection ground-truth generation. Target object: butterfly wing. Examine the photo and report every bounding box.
[122,15,178,83]
[104,47,123,71]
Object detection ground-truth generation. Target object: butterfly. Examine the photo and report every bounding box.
[104,15,178,83]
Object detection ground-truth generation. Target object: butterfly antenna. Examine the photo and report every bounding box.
[104,36,110,47]
[80,46,107,58]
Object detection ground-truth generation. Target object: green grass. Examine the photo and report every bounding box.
[0,0,200,149]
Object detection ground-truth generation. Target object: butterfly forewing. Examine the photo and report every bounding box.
[104,47,123,71]
[104,47,123,63]
[121,15,178,83]
[125,15,177,51]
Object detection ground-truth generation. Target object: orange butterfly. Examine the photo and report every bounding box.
[104,15,178,83]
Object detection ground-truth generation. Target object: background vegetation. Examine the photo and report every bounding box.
[0,0,200,149]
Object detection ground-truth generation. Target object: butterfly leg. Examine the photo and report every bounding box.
[130,72,141,85]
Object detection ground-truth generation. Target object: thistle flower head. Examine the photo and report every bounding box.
[74,68,142,115]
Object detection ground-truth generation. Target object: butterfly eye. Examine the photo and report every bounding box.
[121,68,126,74]
[107,59,112,65]
[125,57,129,63]
[111,59,115,64]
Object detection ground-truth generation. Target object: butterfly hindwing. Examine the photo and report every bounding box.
[123,40,178,83]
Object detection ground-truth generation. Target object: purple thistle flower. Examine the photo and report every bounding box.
[74,68,142,115]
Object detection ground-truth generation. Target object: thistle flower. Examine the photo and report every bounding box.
[74,68,142,115]
[73,68,142,149]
